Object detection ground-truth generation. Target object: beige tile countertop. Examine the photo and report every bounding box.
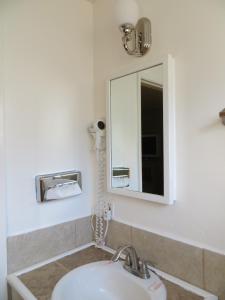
[17,246,204,300]
[19,247,111,300]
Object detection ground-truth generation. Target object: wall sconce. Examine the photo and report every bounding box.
[115,0,152,57]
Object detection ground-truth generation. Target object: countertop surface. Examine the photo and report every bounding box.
[19,246,203,300]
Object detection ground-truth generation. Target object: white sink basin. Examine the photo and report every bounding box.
[52,260,167,300]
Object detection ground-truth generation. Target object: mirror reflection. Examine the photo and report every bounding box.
[110,64,164,196]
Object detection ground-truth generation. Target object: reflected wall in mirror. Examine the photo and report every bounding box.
[108,55,176,205]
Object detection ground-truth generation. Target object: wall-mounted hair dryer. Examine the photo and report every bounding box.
[88,119,111,247]
[88,119,106,151]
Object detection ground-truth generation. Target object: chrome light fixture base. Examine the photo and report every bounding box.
[119,18,152,57]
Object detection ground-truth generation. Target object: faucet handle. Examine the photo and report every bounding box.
[111,245,134,262]
[138,260,150,279]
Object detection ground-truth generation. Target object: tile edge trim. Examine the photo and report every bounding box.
[150,267,217,300]
[7,275,37,300]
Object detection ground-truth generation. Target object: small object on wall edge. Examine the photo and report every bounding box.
[219,109,225,125]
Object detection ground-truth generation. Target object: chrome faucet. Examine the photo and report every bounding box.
[111,245,150,279]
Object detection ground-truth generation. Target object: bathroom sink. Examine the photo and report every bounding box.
[51,260,166,300]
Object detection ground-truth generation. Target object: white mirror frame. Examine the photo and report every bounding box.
[106,54,176,205]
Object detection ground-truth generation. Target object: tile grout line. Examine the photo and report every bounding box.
[202,249,206,290]
[74,220,77,248]
[130,225,133,245]
[54,261,70,273]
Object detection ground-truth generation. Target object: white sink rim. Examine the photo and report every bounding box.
[52,260,167,300]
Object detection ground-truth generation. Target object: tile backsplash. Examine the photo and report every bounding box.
[106,220,225,300]
[7,216,92,274]
[7,217,225,299]
[132,226,203,287]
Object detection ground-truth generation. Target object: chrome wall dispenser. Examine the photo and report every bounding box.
[35,171,82,202]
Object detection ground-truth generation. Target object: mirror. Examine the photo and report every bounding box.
[107,55,176,204]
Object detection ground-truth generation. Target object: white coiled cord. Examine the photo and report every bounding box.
[91,149,109,247]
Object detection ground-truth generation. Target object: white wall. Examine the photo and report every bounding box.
[93,0,225,253]
[2,0,95,236]
[2,0,225,254]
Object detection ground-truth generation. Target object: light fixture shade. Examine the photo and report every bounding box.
[115,0,139,26]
